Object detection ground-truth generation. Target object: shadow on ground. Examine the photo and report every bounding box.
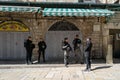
[0,59,107,64]
[91,65,112,71]
[0,59,119,65]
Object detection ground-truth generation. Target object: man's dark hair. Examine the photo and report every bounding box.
[76,35,79,37]
[89,38,91,41]
[28,36,31,38]
[64,37,68,40]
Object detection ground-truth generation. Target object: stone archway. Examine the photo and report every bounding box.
[0,21,30,60]
[45,21,82,62]
[48,21,79,31]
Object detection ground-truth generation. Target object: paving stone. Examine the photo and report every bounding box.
[0,64,120,80]
[95,77,104,80]
[45,71,55,78]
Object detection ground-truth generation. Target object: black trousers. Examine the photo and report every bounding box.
[26,49,32,64]
[85,51,91,69]
[38,50,45,62]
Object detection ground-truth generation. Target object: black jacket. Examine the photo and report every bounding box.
[24,39,34,51]
[38,41,47,51]
[73,38,81,50]
[85,41,92,52]
[62,41,72,51]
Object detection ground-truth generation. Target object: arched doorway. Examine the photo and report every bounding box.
[109,29,120,63]
[0,21,30,60]
[45,21,82,62]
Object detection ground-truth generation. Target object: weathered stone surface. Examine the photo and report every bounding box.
[0,11,120,62]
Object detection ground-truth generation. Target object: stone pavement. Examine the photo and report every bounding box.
[0,63,120,80]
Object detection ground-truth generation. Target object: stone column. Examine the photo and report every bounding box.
[106,35,113,64]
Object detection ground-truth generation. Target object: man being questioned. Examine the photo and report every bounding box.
[73,35,83,64]
[38,38,47,63]
[62,37,72,67]
[24,36,35,64]
[84,38,92,71]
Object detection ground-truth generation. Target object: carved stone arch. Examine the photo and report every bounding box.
[66,19,83,32]
[23,19,31,29]
[46,20,62,31]
[45,20,83,61]
[23,19,34,32]
[0,20,30,32]
[70,20,83,31]
[0,20,30,60]
[47,20,80,31]
[23,19,36,38]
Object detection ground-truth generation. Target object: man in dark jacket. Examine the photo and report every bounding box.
[73,35,83,64]
[38,38,47,63]
[84,38,92,71]
[62,37,72,67]
[24,36,35,64]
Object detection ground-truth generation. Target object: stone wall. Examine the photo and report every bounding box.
[0,13,105,60]
[102,11,120,63]
[30,17,103,60]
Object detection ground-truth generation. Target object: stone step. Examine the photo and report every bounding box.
[0,63,109,69]
[0,59,107,69]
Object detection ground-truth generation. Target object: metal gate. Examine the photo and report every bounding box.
[0,32,29,60]
[45,31,82,61]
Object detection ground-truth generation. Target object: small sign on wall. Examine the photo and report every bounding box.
[93,25,100,31]
[83,0,96,3]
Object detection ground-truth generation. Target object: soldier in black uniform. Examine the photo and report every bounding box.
[38,38,47,63]
[84,38,92,71]
[24,36,35,64]
[62,37,72,67]
[73,35,83,64]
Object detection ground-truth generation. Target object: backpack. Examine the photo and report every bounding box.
[24,40,27,47]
